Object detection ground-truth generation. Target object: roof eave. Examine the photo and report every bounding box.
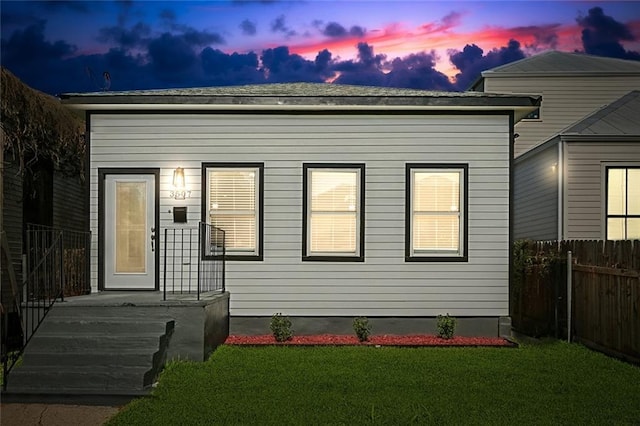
[560,134,640,142]
[61,94,539,119]
[480,71,640,78]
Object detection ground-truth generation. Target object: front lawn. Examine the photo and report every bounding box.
[108,341,640,425]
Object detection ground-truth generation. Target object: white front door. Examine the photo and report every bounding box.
[104,174,156,289]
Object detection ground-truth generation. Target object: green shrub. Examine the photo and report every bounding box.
[352,317,371,342]
[270,313,293,342]
[436,314,456,339]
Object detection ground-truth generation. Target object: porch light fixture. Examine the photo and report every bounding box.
[170,167,190,200]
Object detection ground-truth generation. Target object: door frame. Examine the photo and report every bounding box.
[98,168,160,291]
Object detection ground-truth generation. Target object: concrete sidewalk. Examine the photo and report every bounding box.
[0,403,120,426]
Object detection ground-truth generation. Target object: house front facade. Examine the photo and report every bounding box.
[61,83,539,334]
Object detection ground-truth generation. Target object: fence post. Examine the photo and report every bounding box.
[567,250,572,343]
[222,230,226,293]
[85,231,92,295]
[59,234,65,302]
[197,223,202,301]
[163,228,168,301]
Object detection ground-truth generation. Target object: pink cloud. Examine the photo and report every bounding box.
[273,15,640,79]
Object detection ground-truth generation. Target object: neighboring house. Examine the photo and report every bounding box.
[470,51,640,157]
[1,68,87,315]
[513,90,640,240]
[60,83,539,333]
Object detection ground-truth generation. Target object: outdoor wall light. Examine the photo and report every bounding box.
[170,167,190,200]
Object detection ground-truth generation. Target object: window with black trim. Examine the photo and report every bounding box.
[303,164,365,261]
[202,163,264,260]
[606,166,640,240]
[406,164,468,262]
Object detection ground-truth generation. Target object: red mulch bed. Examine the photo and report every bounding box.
[225,334,515,347]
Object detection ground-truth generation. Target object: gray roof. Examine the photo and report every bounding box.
[483,51,640,76]
[60,83,540,119]
[63,82,487,98]
[562,90,640,136]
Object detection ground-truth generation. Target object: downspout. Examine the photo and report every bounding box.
[557,139,564,240]
[84,112,92,293]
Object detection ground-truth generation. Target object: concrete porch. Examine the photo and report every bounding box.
[2,291,229,403]
[53,290,230,361]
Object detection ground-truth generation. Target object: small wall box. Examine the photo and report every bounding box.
[173,207,187,223]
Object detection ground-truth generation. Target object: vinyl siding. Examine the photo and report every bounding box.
[89,113,511,317]
[484,76,640,156]
[513,143,559,240]
[53,172,86,233]
[565,141,640,239]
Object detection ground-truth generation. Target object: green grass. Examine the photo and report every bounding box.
[108,341,640,425]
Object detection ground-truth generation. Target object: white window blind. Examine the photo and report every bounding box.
[412,170,462,254]
[309,170,359,254]
[208,168,258,253]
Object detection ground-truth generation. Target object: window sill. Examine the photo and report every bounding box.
[223,254,263,261]
[405,255,468,262]
[303,255,364,262]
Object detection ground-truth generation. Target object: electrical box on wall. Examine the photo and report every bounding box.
[173,207,187,223]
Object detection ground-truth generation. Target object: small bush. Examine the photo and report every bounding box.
[353,317,371,342]
[270,313,293,342]
[436,314,456,339]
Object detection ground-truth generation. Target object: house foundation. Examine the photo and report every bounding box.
[230,316,512,338]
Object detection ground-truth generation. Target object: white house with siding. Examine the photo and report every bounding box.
[514,90,640,241]
[470,51,640,157]
[61,83,539,335]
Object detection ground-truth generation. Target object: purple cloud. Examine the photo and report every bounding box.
[333,43,453,90]
[270,15,296,37]
[386,51,454,91]
[240,19,257,36]
[97,22,151,48]
[577,7,640,60]
[261,45,326,82]
[201,48,263,85]
[323,22,366,39]
[148,33,198,77]
[449,39,526,90]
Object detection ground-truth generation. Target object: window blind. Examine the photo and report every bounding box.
[309,170,358,253]
[209,169,257,251]
[413,171,461,252]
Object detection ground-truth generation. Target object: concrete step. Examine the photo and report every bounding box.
[25,335,164,353]
[45,306,171,320]
[4,314,175,397]
[6,365,153,393]
[36,318,172,336]
[22,335,171,371]
[21,350,158,368]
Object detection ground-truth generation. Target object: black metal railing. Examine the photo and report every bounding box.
[2,231,64,389]
[26,224,91,297]
[163,222,225,301]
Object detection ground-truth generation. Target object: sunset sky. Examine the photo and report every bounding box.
[1,1,640,95]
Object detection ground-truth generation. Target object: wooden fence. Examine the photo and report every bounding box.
[512,240,639,364]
